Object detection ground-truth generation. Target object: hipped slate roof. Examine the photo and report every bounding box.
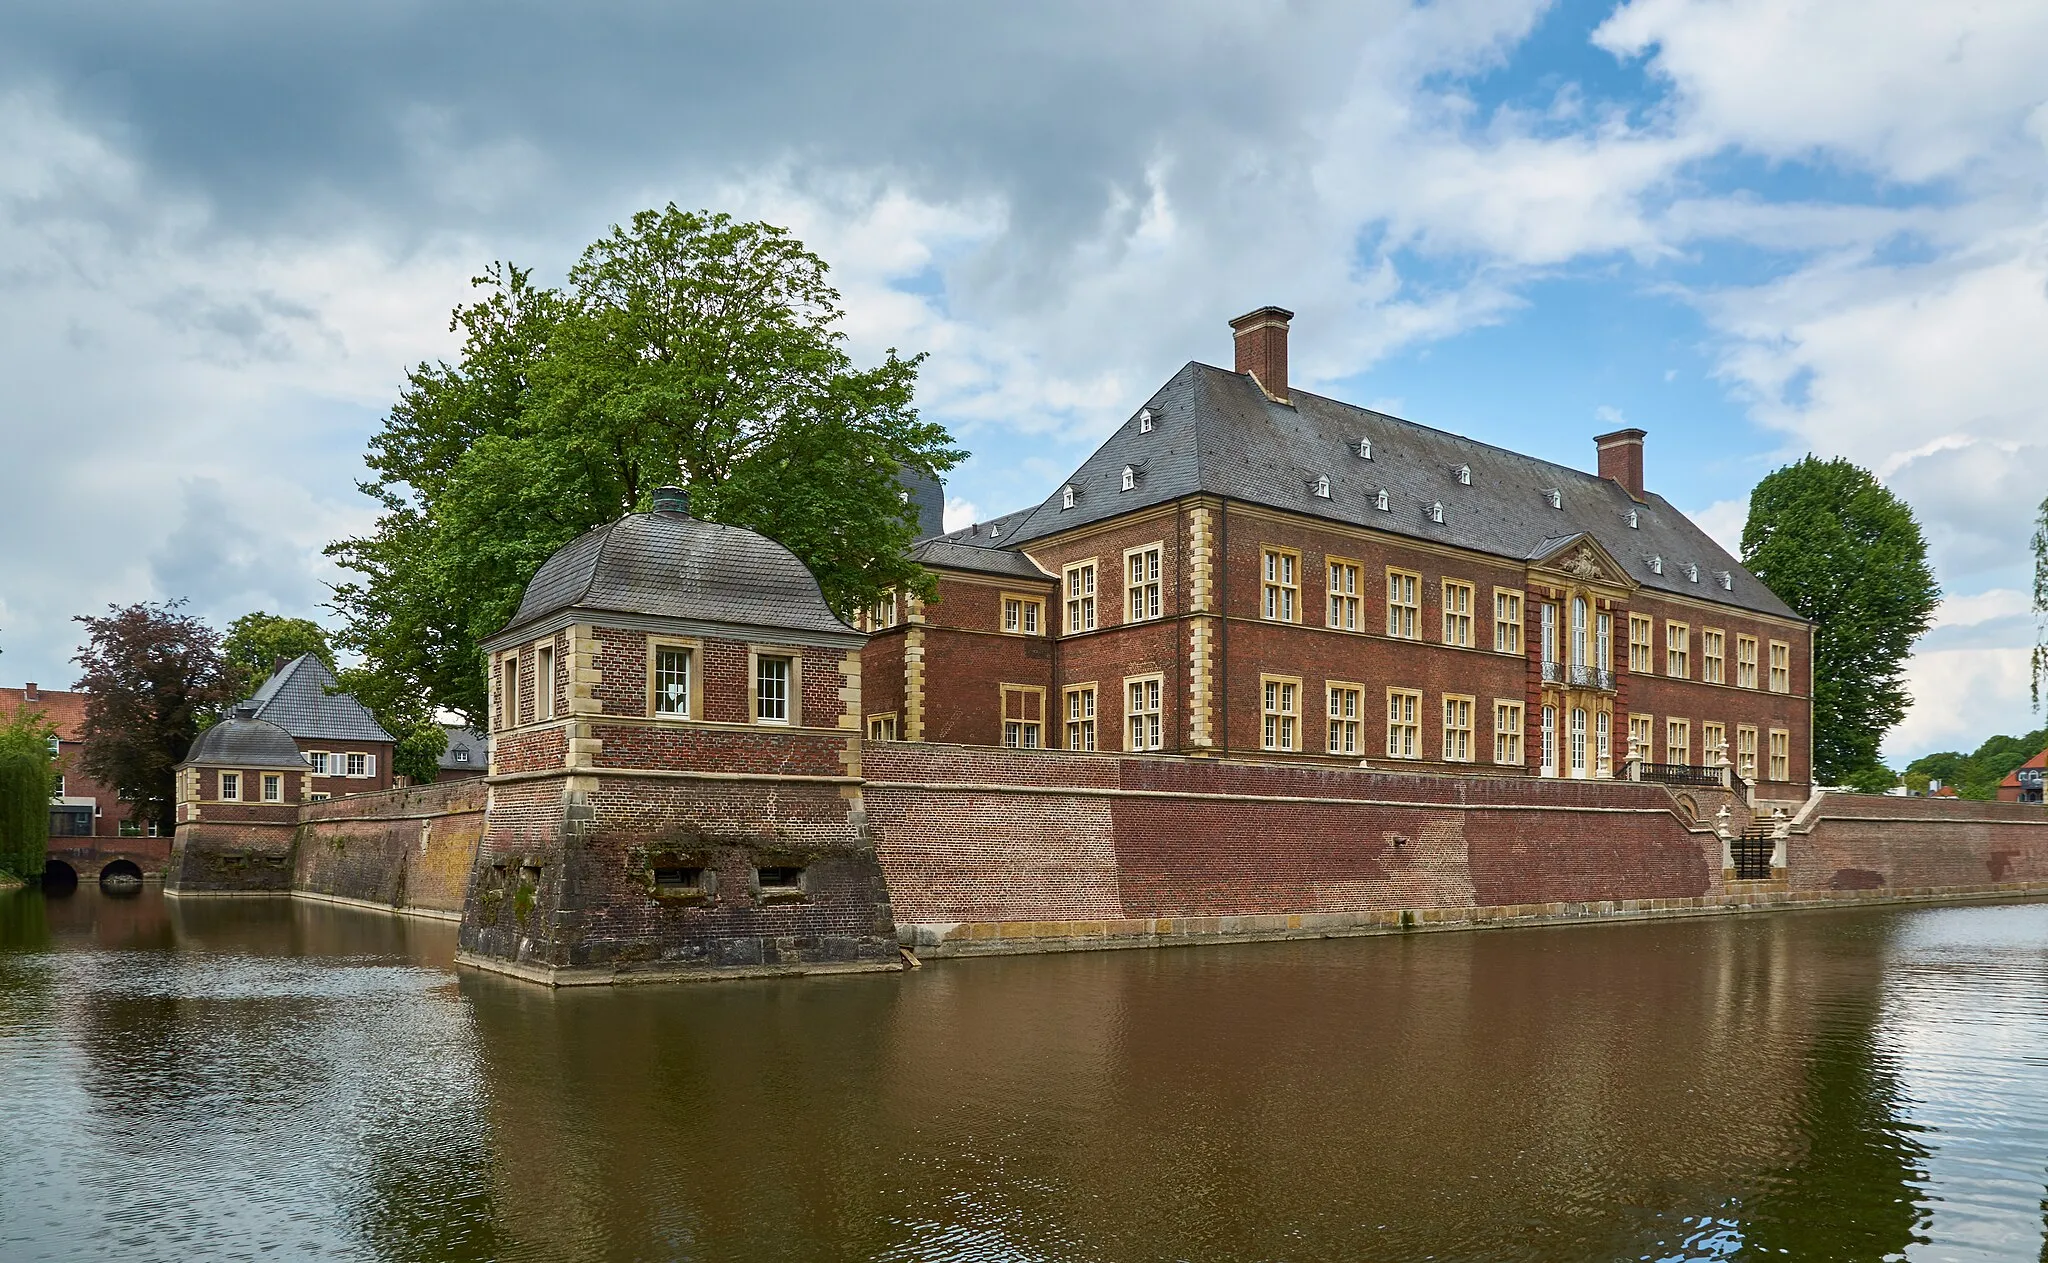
[243,654,396,744]
[499,508,858,641]
[909,535,1053,581]
[182,714,310,769]
[439,724,488,771]
[932,362,1801,622]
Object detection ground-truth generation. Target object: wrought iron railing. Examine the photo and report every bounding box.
[1567,664,1616,691]
[1639,762,1723,788]
[1541,660,1564,684]
[1731,830,1775,880]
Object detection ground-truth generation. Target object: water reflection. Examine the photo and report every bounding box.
[3,889,2048,1260]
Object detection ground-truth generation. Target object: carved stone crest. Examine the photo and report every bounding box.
[1561,545,1605,579]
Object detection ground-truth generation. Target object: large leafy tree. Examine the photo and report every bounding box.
[0,706,57,881]
[222,611,335,698]
[330,209,961,725]
[71,601,238,833]
[1742,458,1940,785]
[1905,724,2048,800]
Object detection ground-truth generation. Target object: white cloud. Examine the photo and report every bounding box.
[1888,647,2037,761]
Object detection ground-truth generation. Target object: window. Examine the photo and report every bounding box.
[652,645,694,716]
[1736,635,1759,689]
[499,655,518,730]
[1702,629,1725,684]
[1666,719,1691,765]
[757,866,806,896]
[1629,714,1653,762]
[1262,677,1300,751]
[1769,641,1791,693]
[756,655,792,724]
[867,592,898,630]
[1541,705,1558,776]
[1387,569,1421,639]
[310,793,329,803]
[536,644,556,720]
[1126,676,1164,751]
[220,772,240,801]
[262,773,282,803]
[1442,581,1474,647]
[1596,711,1611,778]
[1126,545,1163,622]
[1571,597,1589,667]
[346,753,369,777]
[1596,612,1612,672]
[1064,562,1097,633]
[1569,708,1588,778]
[1629,614,1654,673]
[1540,602,1559,665]
[868,714,897,741]
[309,751,329,775]
[1666,623,1690,678]
[1442,695,1473,762]
[1494,590,1523,654]
[1736,725,1758,779]
[453,748,470,763]
[52,774,64,798]
[1262,549,1299,622]
[1328,684,1363,755]
[1769,729,1791,781]
[1064,685,1097,751]
[46,735,59,757]
[1494,700,1524,765]
[1703,722,1726,767]
[1002,686,1044,748]
[1002,595,1043,636]
[1386,688,1421,759]
[1328,560,1361,630]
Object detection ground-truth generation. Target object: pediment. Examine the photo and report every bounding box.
[1528,533,1636,591]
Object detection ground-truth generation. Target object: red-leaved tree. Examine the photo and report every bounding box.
[72,601,237,833]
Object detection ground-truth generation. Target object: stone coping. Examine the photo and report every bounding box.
[290,889,463,923]
[453,950,907,987]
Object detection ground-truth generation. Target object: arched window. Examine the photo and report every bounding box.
[1569,707,1588,778]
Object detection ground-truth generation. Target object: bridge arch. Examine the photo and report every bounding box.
[98,859,145,890]
[41,860,78,893]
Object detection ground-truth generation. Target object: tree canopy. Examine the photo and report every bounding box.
[222,611,335,698]
[1742,457,1940,785]
[0,706,57,881]
[1904,724,2048,800]
[71,601,237,833]
[329,208,962,725]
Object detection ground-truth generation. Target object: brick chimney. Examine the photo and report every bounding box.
[1230,306,1294,404]
[23,683,37,702]
[1595,428,1647,501]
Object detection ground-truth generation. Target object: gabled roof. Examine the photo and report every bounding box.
[242,654,395,744]
[909,536,1054,581]
[2000,748,2048,788]
[931,361,1801,622]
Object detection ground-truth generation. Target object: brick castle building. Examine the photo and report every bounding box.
[863,306,1813,800]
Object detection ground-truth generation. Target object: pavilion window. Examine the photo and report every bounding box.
[756,656,792,724]
[653,647,693,716]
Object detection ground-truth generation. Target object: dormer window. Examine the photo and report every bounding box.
[1455,464,1470,486]
[1626,509,1639,529]
[1545,488,1562,510]
[1685,563,1699,583]
[1428,501,1444,524]
[1650,555,1664,575]
[1138,408,1154,433]
[1313,475,1330,499]
[1121,465,1136,492]
[1717,571,1733,591]
[1375,488,1390,512]
[1061,485,1075,510]
[988,525,1001,539]
[1357,438,1372,460]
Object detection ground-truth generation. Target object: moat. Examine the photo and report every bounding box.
[5,889,2048,1261]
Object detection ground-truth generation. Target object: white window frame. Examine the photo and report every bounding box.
[1386,688,1421,759]
[650,642,698,718]
[1443,581,1474,648]
[1125,544,1163,623]
[1064,561,1098,634]
[219,772,240,801]
[262,773,283,803]
[1125,675,1165,752]
[1387,569,1421,640]
[1328,683,1363,756]
[1064,684,1098,751]
[1328,559,1362,631]
[1262,548,1299,623]
[754,653,794,726]
[1002,593,1044,636]
[1261,676,1300,752]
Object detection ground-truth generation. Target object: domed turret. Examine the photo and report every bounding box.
[181,707,309,769]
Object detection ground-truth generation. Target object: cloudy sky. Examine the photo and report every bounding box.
[1,0,2043,762]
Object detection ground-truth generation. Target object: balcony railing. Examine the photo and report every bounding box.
[1638,762,1724,788]
[1542,661,1615,691]
[1541,660,1564,684]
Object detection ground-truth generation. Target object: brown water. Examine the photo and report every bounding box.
[4,888,2048,1262]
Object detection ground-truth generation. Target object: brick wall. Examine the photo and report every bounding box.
[292,779,488,915]
[1792,795,2048,891]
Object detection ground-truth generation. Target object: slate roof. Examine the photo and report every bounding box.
[243,654,396,744]
[908,535,1053,581]
[498,507,859,642]
[182,713,310,769]
[439,725,488,772]
[929,361,1802,622]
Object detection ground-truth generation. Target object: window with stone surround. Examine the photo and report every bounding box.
[1666,718,1691,765]
[1328,683,1362,755]
[1064,684,1097,751]
[219,772,240,801]
[1702,628,1725,684]
[1126,675,1164,751]
[1328,559,1361,630]
[1629,614,1654,673]
[866,591,898,630]
[1769,640,1791,693]
[1002,685,1044,748]
[868,713,897,741]
[1736,635,1759,689]
[1262,548,1299,623]
[1387,569,1420,640]
[1703,721,1726,767]
[1494,589,1522,654]
[1666,622,1690,679]
[347,753,369,777]
[1443,694,1474,762]
[1735,725,1758,779]
[651,644,695,717]
[1541,704,1558,776]
[1443,581,1474,647]
[1126,545,1163,623]
[1064,562,1097,633]
[536,643,556,720]
[1596,711,1611,778]
[498,655,518,730]
[262,773,282,802]
[1002,594,1043,636]
[755,655,792,724]
[1386,688,1421,759]
[1629,714,1653,762]
[1494,700,1524,765]
[1569,707,1588,777]
[1262,676,1300,751]
[1769,728,1791,781]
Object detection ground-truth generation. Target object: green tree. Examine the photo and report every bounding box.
[1905,724,2048,800]
[329,210,962,726]
[222,611,335,698]
[1742,457,1941,785]
[0,706,57,881]
[71,601,238,833]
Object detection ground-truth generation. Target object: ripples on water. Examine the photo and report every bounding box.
[3,890,2048,1261]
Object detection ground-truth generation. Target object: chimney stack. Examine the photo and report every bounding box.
[24,682,37,702]
[1229,306,1294,404]
[1595,428,1647,501]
